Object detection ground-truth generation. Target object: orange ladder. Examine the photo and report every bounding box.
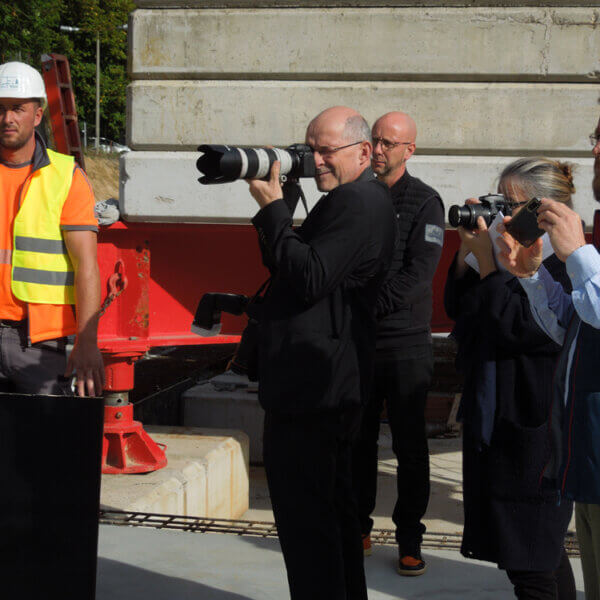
[41,53,86,171]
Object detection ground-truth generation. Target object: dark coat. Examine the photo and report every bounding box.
[252,169,396,415]
[444,254,573,571]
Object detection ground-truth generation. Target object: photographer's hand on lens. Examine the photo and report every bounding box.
[456,198,497,279]
[537,199,586,262]
[247,160,283,209]
[497,216,543,278]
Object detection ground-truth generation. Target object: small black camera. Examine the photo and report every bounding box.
[448,194,512,229]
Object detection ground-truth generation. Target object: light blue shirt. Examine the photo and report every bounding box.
[519,244,600,342]
[519,244,600,404]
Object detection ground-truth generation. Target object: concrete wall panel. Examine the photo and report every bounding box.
[127,81,600,153]
[134,1,600,8]
[130,8,600,81]
[120,151,597,225]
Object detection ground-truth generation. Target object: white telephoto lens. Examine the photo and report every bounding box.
[273,148,293,175]
[237,148,249,178]
[254,149,271,179]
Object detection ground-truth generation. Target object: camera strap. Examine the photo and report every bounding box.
[282,179,309,217]
[245,277,271,321]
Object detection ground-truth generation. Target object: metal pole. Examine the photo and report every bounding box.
[95,33,100,151]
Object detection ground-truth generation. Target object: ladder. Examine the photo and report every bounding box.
[41,53,86,171]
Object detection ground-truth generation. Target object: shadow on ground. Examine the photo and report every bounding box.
[97,558,254,600]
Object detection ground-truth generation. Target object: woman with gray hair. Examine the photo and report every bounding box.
[445,157,576,599]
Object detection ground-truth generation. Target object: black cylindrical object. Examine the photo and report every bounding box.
[448,194,511,229]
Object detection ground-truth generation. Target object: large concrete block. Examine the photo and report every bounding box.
[134,1,600,8]
[127,81,600,152]
[120,151,597,225]
[100,426,250,519]
[130,8,600,81]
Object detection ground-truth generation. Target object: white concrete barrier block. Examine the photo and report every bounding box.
[181,461,208,517]
[130,8,600,80]
[129,477,185,515]
[128,80,600,152]
[204,444,234,518]
[225,437,250,519]
[120,151,597,225]
[101,427,250,519]
[133,1,600,8]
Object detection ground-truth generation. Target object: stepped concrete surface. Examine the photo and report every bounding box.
[101,426,249,519]
[120,152,597,225]
[131,7,600,80]
[96,525,585,599]
[128,80,600,152]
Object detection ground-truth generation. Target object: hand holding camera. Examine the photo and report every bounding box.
[497,218,544,279]
[248,160,283,208]
[455,198,496,279]
[536,199,586,262]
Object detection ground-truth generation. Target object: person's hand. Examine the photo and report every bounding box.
[458,215,493,261]
[66,336,105,397]
[497,215,543,278]
[248,161,283,209]
[456,198,480,258]
[536,198,586,262]
[457,214,496,278]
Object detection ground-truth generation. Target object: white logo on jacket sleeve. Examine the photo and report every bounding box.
[425,224,444,247]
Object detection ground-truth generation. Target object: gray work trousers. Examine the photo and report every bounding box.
[0,324,71,395]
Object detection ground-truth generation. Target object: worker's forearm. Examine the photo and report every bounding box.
[74,262,101,341]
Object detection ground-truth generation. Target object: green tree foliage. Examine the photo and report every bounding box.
[0,0,133,142]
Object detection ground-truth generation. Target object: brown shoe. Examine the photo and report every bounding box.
[398,553,427,576]
[362,534,372,557]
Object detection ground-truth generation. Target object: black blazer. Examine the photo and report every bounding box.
[252,169,396,415]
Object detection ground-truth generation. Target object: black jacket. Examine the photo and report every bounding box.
[444,255,573,571]
[375,170,444,350]
[252,168,396,415]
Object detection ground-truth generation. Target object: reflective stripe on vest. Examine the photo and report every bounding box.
[11,149,75,305]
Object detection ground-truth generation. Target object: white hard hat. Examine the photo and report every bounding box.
[0,62,47,106]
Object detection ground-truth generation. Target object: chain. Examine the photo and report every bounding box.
[99,287,124,317]
[99,260,128,318]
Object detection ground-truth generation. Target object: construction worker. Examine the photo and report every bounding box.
[0,61,103,397]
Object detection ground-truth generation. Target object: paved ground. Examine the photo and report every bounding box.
[95,426,583,599]
[96,525,585,599]
[243,425,575,535]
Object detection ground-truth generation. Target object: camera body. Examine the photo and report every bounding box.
[448,194,512,229]
[197,143,316,185]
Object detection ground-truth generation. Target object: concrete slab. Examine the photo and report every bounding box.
[183,379,264,464]
[120,152,598,225]
[127,80,600,153]
[101,426,249,519]
[96,524,586,599]
[131,8,600,81]
[134,0,600,8]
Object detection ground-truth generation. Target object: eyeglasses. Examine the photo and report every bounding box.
[590,133,600,147]
[372,137,412,151]
[310,140,364,156]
